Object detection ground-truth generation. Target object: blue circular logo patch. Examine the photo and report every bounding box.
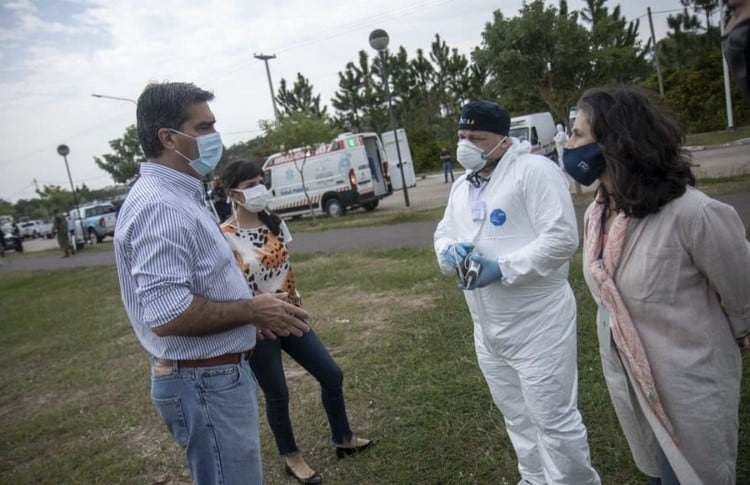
[490,208,506,226]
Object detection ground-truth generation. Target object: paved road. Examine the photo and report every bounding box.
[2,143,749,274]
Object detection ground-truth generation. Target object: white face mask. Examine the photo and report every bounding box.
[456,137,506,172]
[234,184,270,213]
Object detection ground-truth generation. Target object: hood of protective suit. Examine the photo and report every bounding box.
[482,137,532,175]
[503,137,533,160]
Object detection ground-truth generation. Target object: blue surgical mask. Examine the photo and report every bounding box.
[171,129,224,176]
[562,142,606,186]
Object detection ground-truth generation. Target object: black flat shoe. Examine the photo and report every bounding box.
[284,463,322,484]
[335,438,374,459]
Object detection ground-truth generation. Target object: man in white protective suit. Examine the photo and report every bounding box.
[433,101,600,485]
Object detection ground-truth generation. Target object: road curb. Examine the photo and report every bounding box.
[685,137,750,152]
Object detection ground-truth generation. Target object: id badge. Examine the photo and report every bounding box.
[472,199,485,221]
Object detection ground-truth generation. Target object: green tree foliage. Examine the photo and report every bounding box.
[581,0,651,83]
[658,7,721,68]
[474,0,648,128]
[646,1,750,132]
[221,0,742,176]
[680,0,720,31]
[32,185,76,215]
[276,73,328,117]
[221,135,274,174]
[331,51,381,133]
[644,49,750,132]
[0,199,14,217]
[331,34,485,172]
[93,124,143,185]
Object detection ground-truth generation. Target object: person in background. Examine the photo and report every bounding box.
[211,175,232,222]
[0,226,6,264]
[221,160,373,484]
[553,123,568,165]
[11,222,23,253]
[440,148,455,183]
[114,81,310,484]
[53,209,71,257]
[566,85,749,484]
[66,214,76,254]
[434,100,600,485]
[529,126,542,153]
[722,0,750,102]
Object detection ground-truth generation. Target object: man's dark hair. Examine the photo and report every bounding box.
[578,85,695,218]
[222,160,282,235]
[136,82,215,158]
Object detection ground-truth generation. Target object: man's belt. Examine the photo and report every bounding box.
[156,350,252,368]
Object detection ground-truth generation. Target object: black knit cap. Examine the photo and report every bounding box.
[458,100,510,136]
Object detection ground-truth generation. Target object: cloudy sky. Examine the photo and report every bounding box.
[0,0,688,203]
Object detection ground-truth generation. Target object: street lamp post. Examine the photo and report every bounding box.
[56,144,88,244]
[369,29,410,208]
[254,53,280,123]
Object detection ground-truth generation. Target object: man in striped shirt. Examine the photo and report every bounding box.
[114,82,309,484]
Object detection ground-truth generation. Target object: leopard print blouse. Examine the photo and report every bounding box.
[221,219,300,306]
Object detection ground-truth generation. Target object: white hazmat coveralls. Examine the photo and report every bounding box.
[434,139,600,485]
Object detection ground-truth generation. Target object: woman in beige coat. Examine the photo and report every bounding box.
[563,85,749,484]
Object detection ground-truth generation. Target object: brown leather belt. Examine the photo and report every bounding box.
[157,350,252,368]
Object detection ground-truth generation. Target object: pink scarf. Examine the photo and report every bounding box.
[586,200,674,437]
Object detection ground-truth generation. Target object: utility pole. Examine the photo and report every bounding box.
[254,53,280,123]
[720,2,735,129]
[647,7,665,97]
[33,178,49,219]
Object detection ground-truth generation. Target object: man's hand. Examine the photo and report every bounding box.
[461,253,502,290]
[442,242,475,269]
[247,293,310,338]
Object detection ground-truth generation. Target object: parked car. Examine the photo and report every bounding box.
[36,219,54,239]
[68,202,117,243]
[1,225,23,253]
[18,220,40,239]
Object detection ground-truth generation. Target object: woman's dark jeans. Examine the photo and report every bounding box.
[250,329,353,456]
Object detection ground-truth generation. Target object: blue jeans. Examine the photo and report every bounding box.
[151,358,263,485]
[645,444,680,485]
[250,329,353,456]
[443,161,455,183]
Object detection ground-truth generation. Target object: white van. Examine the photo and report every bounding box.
[381,128,417,190]
[262,132,392,218]
[508,112,557,160]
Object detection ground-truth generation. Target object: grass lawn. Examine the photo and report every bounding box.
[685,124,750,146]
[0,248,748,484]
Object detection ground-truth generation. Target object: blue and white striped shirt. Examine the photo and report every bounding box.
[114,162,255,359]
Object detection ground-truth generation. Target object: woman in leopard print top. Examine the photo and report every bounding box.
[220,161,373,484]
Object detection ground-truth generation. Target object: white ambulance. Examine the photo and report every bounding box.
[508,112,557,160]
[262,132,392,218]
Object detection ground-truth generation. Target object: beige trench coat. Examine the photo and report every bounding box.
[583,186,749,485]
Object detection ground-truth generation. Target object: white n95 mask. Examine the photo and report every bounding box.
[235,185,270,213]
[456,137,505,172]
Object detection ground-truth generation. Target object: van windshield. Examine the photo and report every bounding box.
[509,127,529,141]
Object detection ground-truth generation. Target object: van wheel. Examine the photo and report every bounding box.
[363,200,379,211]
[88,228,102,244]
[324,198,345,218]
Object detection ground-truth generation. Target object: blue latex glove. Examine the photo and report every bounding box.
[442,242,475,269]
[462,253,502,290]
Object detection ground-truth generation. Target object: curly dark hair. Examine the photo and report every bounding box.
[577,85,695,218]
[221,160,282,235]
